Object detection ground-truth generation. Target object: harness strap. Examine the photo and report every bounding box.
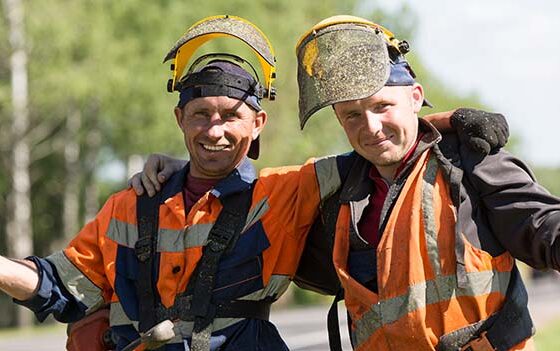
[135,192,163,333]
[327,289,346,351]
[157,297,271,322]
[189,188,253,350]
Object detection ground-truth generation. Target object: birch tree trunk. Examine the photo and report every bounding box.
[2,0,33,327]
[62,109,81,241]
[84,117,101,222]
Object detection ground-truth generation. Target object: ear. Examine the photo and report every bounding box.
[410,83,424,114]
[252,110,268,140]
[174,107,184,129]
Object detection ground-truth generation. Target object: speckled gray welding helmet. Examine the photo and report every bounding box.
[164,15,276,100]
[296,16,408,129]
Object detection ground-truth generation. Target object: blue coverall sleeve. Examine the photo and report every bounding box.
[13,256,87,323]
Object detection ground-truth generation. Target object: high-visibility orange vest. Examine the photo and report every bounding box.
[333,150,534,351]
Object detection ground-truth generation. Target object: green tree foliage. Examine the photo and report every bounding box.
[533,168,560,197]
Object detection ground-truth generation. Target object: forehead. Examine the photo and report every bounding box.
[185,95,249,111]
[334,86,411,110]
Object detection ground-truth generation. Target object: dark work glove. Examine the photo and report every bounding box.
[450,108,509,155]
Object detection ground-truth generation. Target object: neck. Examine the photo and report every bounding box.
[375,165,398,184]
[373,134,420,183]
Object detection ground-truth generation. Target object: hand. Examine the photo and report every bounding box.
[450,108,509,155]
[127,154,186,197]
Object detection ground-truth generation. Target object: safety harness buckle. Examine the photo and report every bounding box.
[460,332,495,351]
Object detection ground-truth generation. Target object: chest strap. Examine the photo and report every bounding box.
[188,188,253,349]
[135,191,163,333]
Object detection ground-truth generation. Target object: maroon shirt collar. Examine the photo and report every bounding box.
[183,172,220,214]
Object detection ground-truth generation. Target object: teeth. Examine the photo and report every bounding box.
[202,144,228,151]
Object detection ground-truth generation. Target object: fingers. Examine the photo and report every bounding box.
[468,137,491,155]
[141,171,157,197]
[494,113,509,146]
[157,165,176,184]
[495,125,508,148]
[143,154,163,193]
[483,112,508,149]
[157,155,187,183]
[128,172,145,196]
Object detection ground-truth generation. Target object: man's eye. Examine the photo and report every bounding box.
[346,112,361,120]
[374,104,390,113]
[223,112,237,120]
[193,111,209,118]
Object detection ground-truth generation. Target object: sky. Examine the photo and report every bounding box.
[364,0,560,167]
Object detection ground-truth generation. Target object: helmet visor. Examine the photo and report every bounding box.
[296,23,390,129]
[165,15,276,97]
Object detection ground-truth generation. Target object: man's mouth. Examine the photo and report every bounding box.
[201,143,229,152]
[366,136,391,147]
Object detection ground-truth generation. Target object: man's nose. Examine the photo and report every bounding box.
[364,111,382,134]
[205,114,226,139]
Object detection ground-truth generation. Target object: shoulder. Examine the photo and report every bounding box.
[436,136,537,191]
[95,188,138,223]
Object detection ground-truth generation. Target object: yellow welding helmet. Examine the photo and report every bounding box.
[296,15,414,129]
[164,15,276,100]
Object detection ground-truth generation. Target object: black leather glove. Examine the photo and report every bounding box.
[450,108,509,155]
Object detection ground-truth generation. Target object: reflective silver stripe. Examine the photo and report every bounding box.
[109,302,136,327]
[422,154,442,276]
[46,251,104,313]
[243,197,269,233]
[107,218,187,251]
[106,218,137,248]
[107,198,270,252]
[353,270,511,347]
[183,197,270,249]
[182,224,212,249]
[157,227,188,251]
[314,156,341,201]
[239,274,291,301]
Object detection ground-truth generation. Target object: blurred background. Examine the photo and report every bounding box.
[1,0,559,349]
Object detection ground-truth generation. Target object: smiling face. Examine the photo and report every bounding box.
[175,96,267,179]
[333,84,424,180]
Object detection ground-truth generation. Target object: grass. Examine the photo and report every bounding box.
[535,318,560,351]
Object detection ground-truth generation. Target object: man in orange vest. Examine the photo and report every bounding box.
[296,16,555,351]
[134,16,559,351]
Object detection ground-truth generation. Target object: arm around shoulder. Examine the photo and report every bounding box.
[463,147,560,271]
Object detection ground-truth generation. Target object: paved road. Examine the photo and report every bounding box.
[0,274,558,350]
